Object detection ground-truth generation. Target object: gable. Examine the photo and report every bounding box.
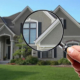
[54,6,80,36]
[12,6,33,24]
[13,8,32,35]
[0,25,14,37]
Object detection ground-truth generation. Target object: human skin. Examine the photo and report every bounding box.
[67,46,80,77]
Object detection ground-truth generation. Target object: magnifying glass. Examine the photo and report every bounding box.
[21,10,68,53]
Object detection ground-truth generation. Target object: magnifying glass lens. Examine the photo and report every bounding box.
[22,10,63,51]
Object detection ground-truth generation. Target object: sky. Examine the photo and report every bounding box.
[0,0,80,22]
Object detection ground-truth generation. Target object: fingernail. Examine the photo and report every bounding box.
[67,47,74,54]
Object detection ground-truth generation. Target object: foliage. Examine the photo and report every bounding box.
[37,60,43,65]
[37,60,59,65]
[13,34,31,58]
[10,59,16,63]
[41,61,51,65]
[50,61,59,65]
[26,55,38,65]
[23,46,32,58]
[15,58,26,65]
[58,58,71,65]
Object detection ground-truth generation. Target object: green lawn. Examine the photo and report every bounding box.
[0,65,79,80]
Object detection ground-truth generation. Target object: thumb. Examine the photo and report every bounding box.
[67,47,80,63]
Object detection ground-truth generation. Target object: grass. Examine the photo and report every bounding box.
[0,65,79,80]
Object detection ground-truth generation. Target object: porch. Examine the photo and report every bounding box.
[0,34,14,61]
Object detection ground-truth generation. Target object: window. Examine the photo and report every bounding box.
[23,22,37,44]
[6,39,10,44]
[42,51,52,58]
[38,51,40,58]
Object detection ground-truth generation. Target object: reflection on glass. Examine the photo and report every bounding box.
[23,29,29,43]
[30,29,36,43]
[23,23,29,28]
[30,23,36,28]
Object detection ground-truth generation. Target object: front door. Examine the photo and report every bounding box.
[5,38,10,60]
[8,46,10,59]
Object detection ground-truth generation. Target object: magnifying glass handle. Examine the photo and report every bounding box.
[59,42,68,52]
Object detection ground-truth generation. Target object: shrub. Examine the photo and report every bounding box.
[37,60,53,65]
[58,58,64,64]
[26,55,38,65]
[42,61,51,65]
[15,58,26,65]
[37,60,43,65]
[45,61,51,65]
[58,58,71,65]
[51,61,59,65]
[62,59,71,65]
[10,59,16,63]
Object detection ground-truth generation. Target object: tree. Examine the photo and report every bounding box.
[13,34,32,58]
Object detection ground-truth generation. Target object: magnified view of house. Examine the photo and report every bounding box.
[23,11,63,51]
[0,5,80,62]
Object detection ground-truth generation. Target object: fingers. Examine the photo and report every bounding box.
[72,46,80,52]
[67,46,80,77]
[67,54,80,70]
[67,54,80,77]
[67,54,74,64]
[67,47,80,63]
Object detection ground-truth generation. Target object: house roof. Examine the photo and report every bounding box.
[0,12,21,36]
[0,17,16,36]
[2,12,21,26]
[49,12,57,19]
[12,6,33,24]
[0,5,80,36]
[53,5,80,28]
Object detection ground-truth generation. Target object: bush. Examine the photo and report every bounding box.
[15,58,26,65]
[10,59,16,63]
[42,61,51,65]
[26,55,38,65]
[51,61,59,65]
[62,59,71,65]
[37,60,43,65]
[58,58,71,65]
[37,60,56,65]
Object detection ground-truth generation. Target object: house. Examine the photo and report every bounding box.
[0,5,80,61]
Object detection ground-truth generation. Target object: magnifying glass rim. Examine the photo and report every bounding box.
[22,10,64,52]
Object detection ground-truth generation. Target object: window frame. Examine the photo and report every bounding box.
[42,50,52,58]
[23,22,37,44]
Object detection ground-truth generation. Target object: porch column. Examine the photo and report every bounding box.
[10,40,14,60]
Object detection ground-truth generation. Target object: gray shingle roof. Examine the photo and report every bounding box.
[0,12,21,35]
[0,17,4,23]
[2,12,21,26]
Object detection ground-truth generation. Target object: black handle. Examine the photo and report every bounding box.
[59,42,68,52]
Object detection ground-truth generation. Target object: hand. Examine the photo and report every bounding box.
[67,45,80,77]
